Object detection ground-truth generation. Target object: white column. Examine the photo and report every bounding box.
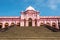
[32,21,35,27]
[37,15,40,19]
[20,21,24,27]
[26,21,28,27]
[44,21,47,24]
[37,21,40,27]
[51,21,52,27]
[9,21,11,26]
[2,22,5,28]
[56,21,59,29]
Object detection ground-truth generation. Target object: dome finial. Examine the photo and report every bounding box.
[26,6,36,11]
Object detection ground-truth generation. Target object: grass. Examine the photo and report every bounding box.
[0,26,60,40]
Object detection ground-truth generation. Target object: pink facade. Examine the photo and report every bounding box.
[0,6,60,29]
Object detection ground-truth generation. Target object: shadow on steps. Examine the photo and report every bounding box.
[0,25,60,32]
[44,25,60,32]
[0,25,15,32]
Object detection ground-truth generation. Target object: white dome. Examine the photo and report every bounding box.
[26,6,36,11]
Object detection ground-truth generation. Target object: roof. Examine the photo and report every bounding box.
[0,16,19,18]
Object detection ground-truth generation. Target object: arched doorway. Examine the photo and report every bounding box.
[11,23,15,26]
[46,22,50,26]
[5,23,9,27]
[28,18,32,26]
[35,19,37,26]
[40,23,44,26]
[58,22,60,29]
[17,22,20,26]
[52,22,56,28]
[0,23,2,28]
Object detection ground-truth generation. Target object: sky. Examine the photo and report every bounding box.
[0,0,60,16]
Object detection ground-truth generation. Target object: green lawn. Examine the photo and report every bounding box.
[0,26,60,40]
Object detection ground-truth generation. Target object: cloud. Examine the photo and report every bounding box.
[33,0,60,10]
[47,0,60,10]
[48,5,57,10]
[13,0,60,10]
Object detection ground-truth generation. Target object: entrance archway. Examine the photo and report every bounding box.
[28,18,32,26]
[0,23,2,28]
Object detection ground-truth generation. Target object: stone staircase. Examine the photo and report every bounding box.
[0,26,60,40]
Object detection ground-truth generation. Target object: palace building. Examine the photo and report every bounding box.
[0,6,60,29]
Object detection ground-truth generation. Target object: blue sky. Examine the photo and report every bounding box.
[0,0,60,16]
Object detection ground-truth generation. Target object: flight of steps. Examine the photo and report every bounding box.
[0,26,60,40]
[7,26,52,33]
